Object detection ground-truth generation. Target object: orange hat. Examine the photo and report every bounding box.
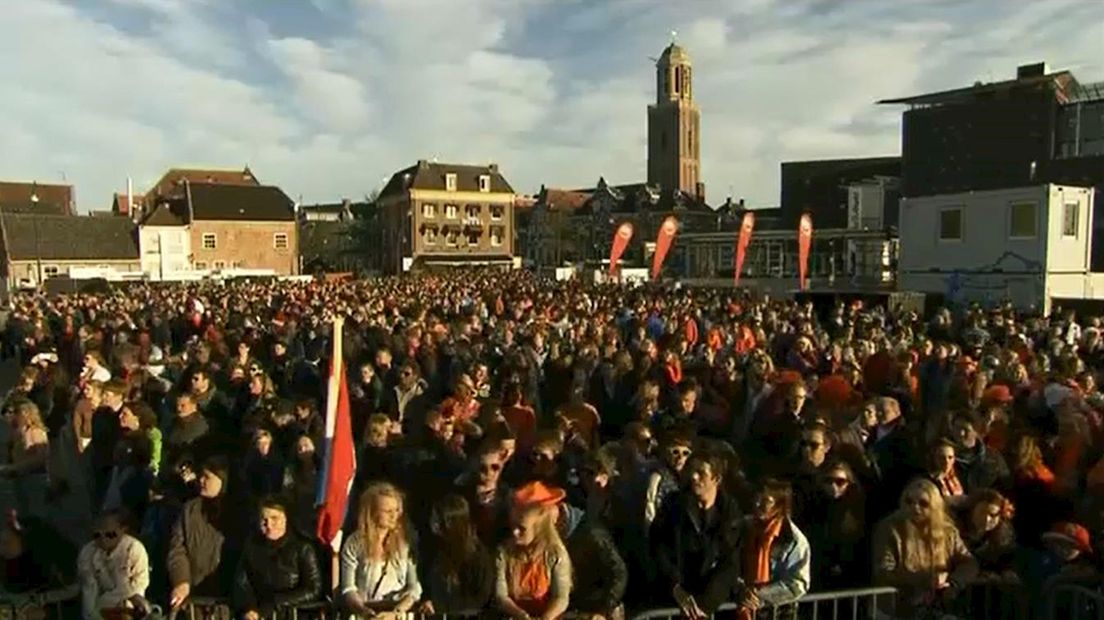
[981,385,1014,408]
[512,481,566,511]
[1042,522,1092,555]
[816,375,855,409]
[775,370,803,386]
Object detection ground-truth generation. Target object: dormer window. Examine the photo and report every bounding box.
[479,175,490,192]
[446,173,457,192]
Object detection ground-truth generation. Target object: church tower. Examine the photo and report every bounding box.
[647,40,702,199]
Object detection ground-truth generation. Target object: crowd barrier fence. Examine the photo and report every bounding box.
[629,586,898,620]
[1045,584,1104,620]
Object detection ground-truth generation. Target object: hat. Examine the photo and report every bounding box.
[1042,522,1092,555]
[512,481,566,511]
[981,385,1014,408]
[200,457,230,489]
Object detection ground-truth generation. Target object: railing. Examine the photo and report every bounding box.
[1045,584,1104,620]
[169,597,331,620]
[0,587,79,619]
[630,586,897,620]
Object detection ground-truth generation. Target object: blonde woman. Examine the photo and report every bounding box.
[339,482,421,618]
[495,481,572,620]
[872,478,978,618]
[0,399,49,519]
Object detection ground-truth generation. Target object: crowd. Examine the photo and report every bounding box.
[0,271,1102,619]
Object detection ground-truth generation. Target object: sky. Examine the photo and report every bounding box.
[1,0,1101,212]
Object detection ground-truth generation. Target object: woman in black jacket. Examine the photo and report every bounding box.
[798,460,869,591]
[232,498,322,619]
[418,494,495,616]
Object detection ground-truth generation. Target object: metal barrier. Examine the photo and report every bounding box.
[1045,584,1104,620]
[953,581,1030,620]
[170,597,332,620]
[630,586,898,620]
[0,587,79,620]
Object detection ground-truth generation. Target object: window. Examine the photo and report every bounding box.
[445,204,458,219]
[423,227,437,245]
[202,233,217,249]
[214,260,226,270]
[1063,201,1080,237]
[490,226,504,247]
[232,261,243,268]
[490,205,504,221]
[465,204,481,219]
[422,203,436,218]
[466,231,480,245]
[1009,202,1037,239]
[938,208,963,241]
[43,265,59,278]
[478,175,490,192]
[273,233,289,250]
[446,229,458,246]
[445,173,457,192]
[195,261,208,270]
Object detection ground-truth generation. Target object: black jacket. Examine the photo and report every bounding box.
[562,507,628,615]
[650,490,742,612]
[232,533,322,616]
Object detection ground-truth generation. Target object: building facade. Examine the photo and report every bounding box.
[139,176,299,278]
[376,160,516,274]
[647,42,703,199]
[0,213,141,287]
[898,184,1097,312]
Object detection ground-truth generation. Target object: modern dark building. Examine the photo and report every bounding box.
[779,157,901,229]
[880,62,1104,198]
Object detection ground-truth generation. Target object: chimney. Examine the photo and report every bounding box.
[416,159,429,168]
[1017,62,1048,79]
[695,181,706,201]
[489,163,499,173]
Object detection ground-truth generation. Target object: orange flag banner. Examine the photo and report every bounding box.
[651,217,678,281]
[608,222,634,276]
[734,211,756,286]
[798,213,813,291]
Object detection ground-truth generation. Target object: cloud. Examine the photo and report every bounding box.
[0,0,1099,211]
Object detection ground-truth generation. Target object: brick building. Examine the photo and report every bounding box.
[376,160,516,274]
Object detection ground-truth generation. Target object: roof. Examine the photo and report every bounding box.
[1068,80,1104,104]
[540,188,591,212]
[112,192,144,216]
[0,181,73,215]
[659,42,689,64]
[379,160,514,199]
[570,177,714,215]
[300,203,350,215]
[147,167,259,200]
[878,70,1078,106]
[188,183,295,221]
[139,183,295,224]
[0,213,139,260]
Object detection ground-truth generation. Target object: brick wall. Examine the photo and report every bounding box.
[190,220,298,275]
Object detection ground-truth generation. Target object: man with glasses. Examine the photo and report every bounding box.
[644,430,694,527]
[77,511,151,619]
[457,441,512,547]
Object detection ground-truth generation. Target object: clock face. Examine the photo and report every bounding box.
[617,223,633,240]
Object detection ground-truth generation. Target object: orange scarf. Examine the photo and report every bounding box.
[513,554,552,617]
[740,517,783,619]
[938,471,964,497]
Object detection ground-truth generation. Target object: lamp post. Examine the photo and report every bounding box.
[30,193,42,286]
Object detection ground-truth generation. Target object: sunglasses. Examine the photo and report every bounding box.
[94,530,119,541]
[479,462,502,473]
[668,448,692,458]
[531,452,555,463]
[824,477,849,487]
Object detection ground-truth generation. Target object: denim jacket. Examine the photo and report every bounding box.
[733,517,811,607]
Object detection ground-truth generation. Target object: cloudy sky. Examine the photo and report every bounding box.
[1,0,1101,211]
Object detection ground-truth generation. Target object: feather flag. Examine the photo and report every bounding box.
[798,213,813,291]
[608,222,634,276]
[316,317,356,552]
[734,211,755,286]
[651,216,679,281]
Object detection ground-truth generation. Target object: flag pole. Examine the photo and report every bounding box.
[329,316,344,602]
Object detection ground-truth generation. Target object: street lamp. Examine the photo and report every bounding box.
[30,193,43,286]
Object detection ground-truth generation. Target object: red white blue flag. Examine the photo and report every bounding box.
[316,318,356,552]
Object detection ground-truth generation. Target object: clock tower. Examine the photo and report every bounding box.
[647,41,702,198]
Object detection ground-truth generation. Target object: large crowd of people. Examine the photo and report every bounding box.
[0,271,1102,619]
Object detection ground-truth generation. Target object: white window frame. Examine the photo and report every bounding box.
[213,260,226,270]
[1063,201,1080,238]
[422,203,436,218]
[195,261,208,270]
[938,207,963,242]
[201,233,217,250]
[424,227,437,245]
[490,204,504,221]
[445,204,458,219]
[1008,201,1037,240]
[273,232,289,250]
[445,174,457,192]
[446,229,458,247]
[42,265,59,278]
[478,175,490,192]
[490,226,503,247]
